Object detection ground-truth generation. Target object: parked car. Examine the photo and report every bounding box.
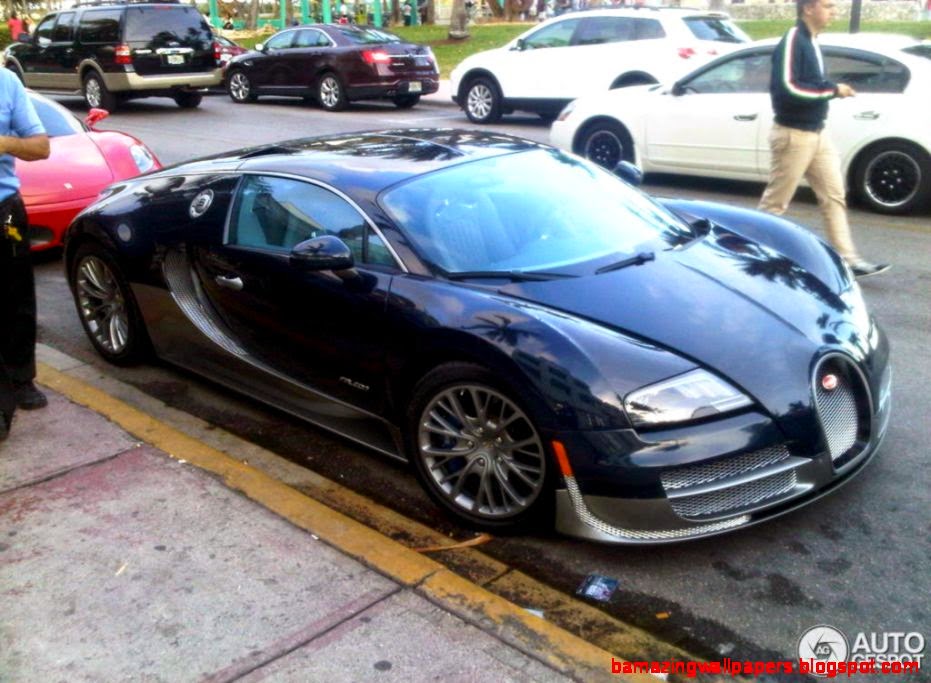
[64,130,890,543]
[215,34,248,69]
[551,33,931,214]
[4,0,222,111]
[16,91,160,252]
[450,7,749,123]
[225,24,438,110]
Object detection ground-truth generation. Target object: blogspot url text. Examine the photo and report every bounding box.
[610,657,921,677]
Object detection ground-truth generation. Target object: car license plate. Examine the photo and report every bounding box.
[408,81,422,93]
[167,54,184,65]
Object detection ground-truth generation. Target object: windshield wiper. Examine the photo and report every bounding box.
[445,270,574,282]
[595,251,655,275]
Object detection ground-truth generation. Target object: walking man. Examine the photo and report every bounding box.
[759,0,888,279]
[1,65,51,438]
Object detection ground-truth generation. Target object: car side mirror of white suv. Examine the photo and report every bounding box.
[511,38,526,52]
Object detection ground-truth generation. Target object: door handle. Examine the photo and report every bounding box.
[215,275,243,291]
[854,111,880,120]
[733,114,758,121]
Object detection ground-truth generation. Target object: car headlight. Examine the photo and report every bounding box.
[130,144,156,173]
[556,101,576,122]
[624,369,752,428]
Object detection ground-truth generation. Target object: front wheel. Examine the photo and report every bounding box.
[174,91,203,109]
[464,77,502,124]
[83,72,117,111]
[853,141,931,215]
[407,363,552,531]
[69,243,149,366]
[227,70,256,103]
[393,94,421,109]
[578,120,632,170]
[318,72,347,111]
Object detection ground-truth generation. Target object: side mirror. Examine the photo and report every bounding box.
[671,81,687,96]
[613,160,643,187]
[84,108,109,129]
[255,42,265,52]
[512,37,526,51]
[290,235,354,272]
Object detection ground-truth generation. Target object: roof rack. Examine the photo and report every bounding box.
[71,0,181,7]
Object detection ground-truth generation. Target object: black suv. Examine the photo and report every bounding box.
[5,0,222,110]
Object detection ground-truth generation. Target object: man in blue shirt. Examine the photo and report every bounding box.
[1,68,50,440]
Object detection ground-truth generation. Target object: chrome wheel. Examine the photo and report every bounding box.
[228,72,251,102]
[863,149,921,210]
[417,384,546,520]
[583,127,624,169]
[84,77,102,108]
[319,75,342,110]
[466,83,493,121]
[76,255,130,355]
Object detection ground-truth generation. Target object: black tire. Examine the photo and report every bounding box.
[852,140,931,215]
[463,76,502,124]
[317,72,347,112]
[83,72,118,112]
[407,362,554,532]
[227,69,257,103]
[393,94,421,109]
[610,73,657,89]
[173,91,203,109]
[69,242,150,366]
[6,63,24,84]
[577,120,633,170]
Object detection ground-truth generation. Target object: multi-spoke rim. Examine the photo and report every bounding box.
[76,256,130,355]
[319,76,341,109]
[583,128,623,169]
[229,72,250,101]
[418,384,546,520]
[864,150,921,208]
[466,83,493,121]
[85,77,102,108]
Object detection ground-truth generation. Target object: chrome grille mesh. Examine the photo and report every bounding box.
[660,445,790,492]
[815,369,859,461]
[669,471,797,519]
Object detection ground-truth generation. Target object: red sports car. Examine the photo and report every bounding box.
[16,91,161,252]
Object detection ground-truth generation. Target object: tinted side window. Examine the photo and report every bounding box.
[124,7,211,43]
[634,19,665,40]
[574,17,634,46]
[686,52,771,94]
[824,51,909,93]
[523,18,580,50]
[35,15,57,42]
[683,17,749,44]
[52,13,76,42]
[79,9,123,43]
[294,29,329,48]
[265,31,296,50]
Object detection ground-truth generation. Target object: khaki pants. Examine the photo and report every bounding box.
[758,123,859,263]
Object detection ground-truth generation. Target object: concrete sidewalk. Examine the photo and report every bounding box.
[0,348,653,682]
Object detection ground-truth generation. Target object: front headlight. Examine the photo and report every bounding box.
[130,144,156,173]
[624,369,752,428]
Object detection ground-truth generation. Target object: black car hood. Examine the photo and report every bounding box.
[498,231,868,417]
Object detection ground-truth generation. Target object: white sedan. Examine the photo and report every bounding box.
[551,33,931,214]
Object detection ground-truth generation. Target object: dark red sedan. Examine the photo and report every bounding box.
[17,92,161,252]
[225,24,438,110]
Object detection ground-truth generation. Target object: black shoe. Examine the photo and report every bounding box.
[14,382,48,410]
[849,261,890,279]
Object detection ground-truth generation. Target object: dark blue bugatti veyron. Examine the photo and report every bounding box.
[64,130,891,543]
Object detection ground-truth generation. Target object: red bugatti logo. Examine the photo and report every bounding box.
[821,374,839,391]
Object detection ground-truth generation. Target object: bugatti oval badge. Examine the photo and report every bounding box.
[821,374,839,391]
[189,190,214,218]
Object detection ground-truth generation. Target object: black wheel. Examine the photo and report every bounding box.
[407,362,554,531]
[577,120,633,170]
[317,72,347,111]
[83,72,117,111]
[853,141,931,215]
[6,63,24,84]
[173,91,203,109]
[69,242,149,366]
[463,76,502,124]
[393,94,421,109]
[227,70,256,103]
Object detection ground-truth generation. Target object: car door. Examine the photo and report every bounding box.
[193,174,399,413]
[44,12,79,89]
[286,28,332,91]
[251,30,298,92]
[495,17,581,99]
[18,14,58,89]
[645,49,772,178]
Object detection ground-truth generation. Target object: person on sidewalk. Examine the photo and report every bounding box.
[758,0,889,279]
[1,67,50,419]
[7,12,24,40]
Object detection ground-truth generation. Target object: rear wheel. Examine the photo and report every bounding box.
[69,243,149,366]
[318,72,347,111]
[464,76,502,124]
[83,72,117,111]
[393,94,421,109]
[227,70,256,103]
[173,91,203,109]
[578,120,633,170]
[853,141,931,215]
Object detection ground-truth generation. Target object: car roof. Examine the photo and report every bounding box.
[741,33,931,70]
[574,7,735,19]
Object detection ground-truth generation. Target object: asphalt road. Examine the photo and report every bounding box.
[33,93,931,675]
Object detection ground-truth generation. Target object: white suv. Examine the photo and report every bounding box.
[450,8,750,123]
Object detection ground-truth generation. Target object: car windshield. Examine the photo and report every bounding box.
[380,149,692,275]
[332,26,401,44]
[683,17,750,44]
[29,96,82,137]
[902,44,931,60]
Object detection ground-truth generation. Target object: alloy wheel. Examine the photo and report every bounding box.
[319,76,341,109]
[85,77,102,108]
[229,72,250,101]
[466,83,493,121]
[417,384,546,519]
[76,255,130,355]
[864,150,921,210]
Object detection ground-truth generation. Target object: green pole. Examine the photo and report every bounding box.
[301,0,310,23]
[411,0,419,24]
[280,0,287,27]
[322,0,332,23]
[373,0,382,26]
[208,0,220,27]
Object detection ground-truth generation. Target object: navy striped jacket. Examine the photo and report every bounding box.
[770,21,838,132]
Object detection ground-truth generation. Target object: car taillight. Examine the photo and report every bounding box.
[213,41,222,63]
[362,49,392,65]
[678,47,696,59]
[115,44,132,65]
